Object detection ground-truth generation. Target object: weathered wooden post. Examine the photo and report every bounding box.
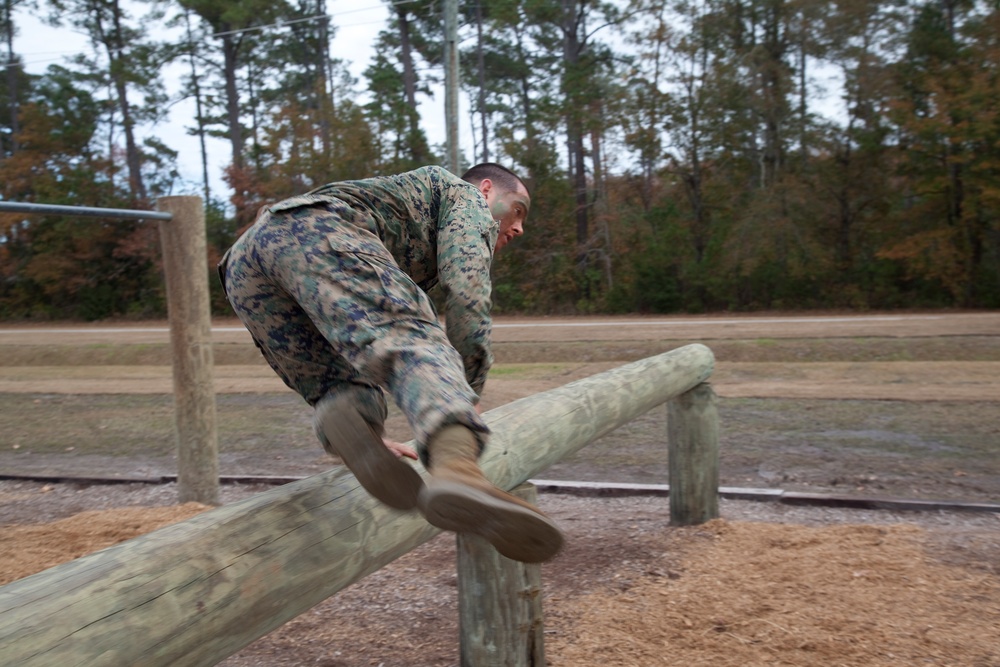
[457,483,545,667]
[156,196,219,505]
[667,382,719,525]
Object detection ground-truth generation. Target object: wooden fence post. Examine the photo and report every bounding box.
[667,382,719,526]
[156,196,218,505]
[457,483,545,667]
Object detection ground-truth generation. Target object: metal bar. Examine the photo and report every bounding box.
[0,201,173,221]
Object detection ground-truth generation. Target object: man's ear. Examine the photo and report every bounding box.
[478,178,493,198]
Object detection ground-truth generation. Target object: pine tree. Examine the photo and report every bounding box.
[884,0,1000,305]
[46,0,169,204]
[362,0,438,170]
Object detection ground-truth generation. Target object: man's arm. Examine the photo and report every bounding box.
[435,181,498,397]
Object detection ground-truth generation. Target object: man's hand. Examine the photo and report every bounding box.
[383,437,418,460]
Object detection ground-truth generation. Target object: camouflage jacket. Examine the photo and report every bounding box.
[268,165,499,396]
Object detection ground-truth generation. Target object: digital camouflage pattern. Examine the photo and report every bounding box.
[220,166,499,455]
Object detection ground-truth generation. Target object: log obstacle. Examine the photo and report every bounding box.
[0,343,716,666]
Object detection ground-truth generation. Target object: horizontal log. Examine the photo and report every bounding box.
[480,343,714,491]
[0,344,714,666]
[0,471,441,666]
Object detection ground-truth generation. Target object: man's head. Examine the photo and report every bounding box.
[461,163,531,252]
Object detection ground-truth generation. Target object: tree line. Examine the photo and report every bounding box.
[1,0,998,320]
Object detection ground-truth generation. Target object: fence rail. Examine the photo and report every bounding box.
[0,344,716,666]
[0,200,173,220]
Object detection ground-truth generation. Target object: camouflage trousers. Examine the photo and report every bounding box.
[219,200,489,463]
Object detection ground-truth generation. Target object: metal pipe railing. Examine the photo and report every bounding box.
[0,200,173,221]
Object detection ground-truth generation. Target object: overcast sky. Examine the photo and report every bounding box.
[12,1,469,199]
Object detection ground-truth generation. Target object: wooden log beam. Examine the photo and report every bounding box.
[0,470,441,666]
[480,343,715,492]
[0,344,714,666]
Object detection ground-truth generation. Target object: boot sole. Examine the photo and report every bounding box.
[418,481,564,563]
[318,405,423,511]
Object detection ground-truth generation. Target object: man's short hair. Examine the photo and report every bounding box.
[461,163,528,195]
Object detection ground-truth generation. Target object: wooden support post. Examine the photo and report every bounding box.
[667,382,719,526]
[457,483,545,667]
[156,196,218,505]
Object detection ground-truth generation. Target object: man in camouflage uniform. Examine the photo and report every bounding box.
[219,163,562,563]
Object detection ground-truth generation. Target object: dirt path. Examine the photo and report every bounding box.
[1,311,997,345]
[2,360,998,401]
[4,312,999,400]
[2,486,997,667]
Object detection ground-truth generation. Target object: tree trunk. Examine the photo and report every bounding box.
[589,98,604,201]
[475,0,489,163]
[571,123,588,274]
[3,0,18,155]
[563,0,589,280]
[589,98,613,289]
[515,23,533,141]
[247,60,261,170]
[397,7,417,109]
[109,0,147,202]
[760,1,787,189]
[797,22,808,165]
[184,10,211,203]
[315,1,332,159]
[222,33,244,170]
[396,6,425,163]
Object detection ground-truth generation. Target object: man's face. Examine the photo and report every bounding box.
[481,179,530,253]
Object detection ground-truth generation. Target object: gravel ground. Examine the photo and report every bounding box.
[3,480,998,667]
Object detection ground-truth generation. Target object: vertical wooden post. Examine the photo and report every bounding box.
[457,483,546,667]
[667,382,719,526]
[156,196,219,505]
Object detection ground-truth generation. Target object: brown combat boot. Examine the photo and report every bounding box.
[418,425,564,563]
[314,392,423,511]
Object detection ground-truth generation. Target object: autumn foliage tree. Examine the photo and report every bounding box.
[881,0,1000,305]
[0,67,161,318]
